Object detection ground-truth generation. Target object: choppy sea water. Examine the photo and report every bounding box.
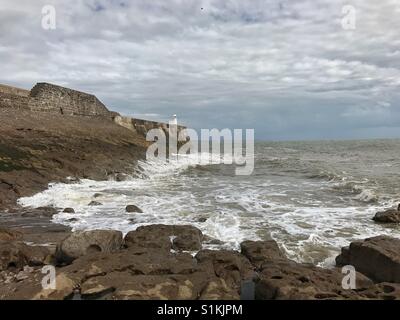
[18,139,400,267]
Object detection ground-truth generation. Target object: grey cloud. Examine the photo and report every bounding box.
[0,0,399,140]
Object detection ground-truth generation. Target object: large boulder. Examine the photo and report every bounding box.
[124,225,203,251]
[55,230,123,264]
[373,209,400,223]
[240,240,287,269]
[256,259,374,300]
[335,235,400,283]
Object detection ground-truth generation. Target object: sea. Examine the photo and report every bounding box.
[18,139,400,267]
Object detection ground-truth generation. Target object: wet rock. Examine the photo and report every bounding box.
[21,206,58,218]
[124,225,203,251]
[336,235,400,283]
[67,218,78,222]
[55,230,123,264]
[88,201,102,206]
[373,209,400,223]
[240,240,287,269]
[93,193,102,198]
[195,249,255,290]
[125,205,143,213]
[197,217,208,223]
[203,235,224,245]
[115,173,128,182]
[63,208,75,214]
[37,206,59,216]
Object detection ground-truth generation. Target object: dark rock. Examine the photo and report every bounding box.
[93,193,102,198]
[197,217,208,223]
[55,230,123,264]
[63,208,75,214]
[373,209,400,223]
[256,259,374,300]
[125,205,143,213]
[115,173,128,182]
[36,206,58,216]
[0,242,51,271]
[124,224,203,251]
[195,249,255,290]
[88,201,102,206]
[335,235,400,283]
[241,240,287,269]
[21,206,58,218]
[203,235,224,245]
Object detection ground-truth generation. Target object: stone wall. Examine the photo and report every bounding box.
[0,84,30,97]
[0,84,30,110]
[28,83,110,116]
[0,82,184,139]
[0,82,110,117]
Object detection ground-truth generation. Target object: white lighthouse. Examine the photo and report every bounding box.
[172,114,177,126]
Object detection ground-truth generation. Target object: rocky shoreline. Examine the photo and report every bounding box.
[1,107,400,300]
[0,108,148,209]
[1,219,400,300]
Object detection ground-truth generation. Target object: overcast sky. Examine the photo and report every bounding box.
[0,0,399,140]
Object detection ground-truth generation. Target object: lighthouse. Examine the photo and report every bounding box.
[172,114,177,126]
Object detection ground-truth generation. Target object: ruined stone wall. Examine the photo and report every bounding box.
[0,84,30,97]
[28,83,110,116]
[0,82,181,139]
[0,85,30,110]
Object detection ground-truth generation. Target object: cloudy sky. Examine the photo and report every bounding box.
[0,0,399,140]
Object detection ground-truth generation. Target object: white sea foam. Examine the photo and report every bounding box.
[17,148,400,265]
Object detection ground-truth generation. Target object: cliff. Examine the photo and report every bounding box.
[0,82,171,209]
